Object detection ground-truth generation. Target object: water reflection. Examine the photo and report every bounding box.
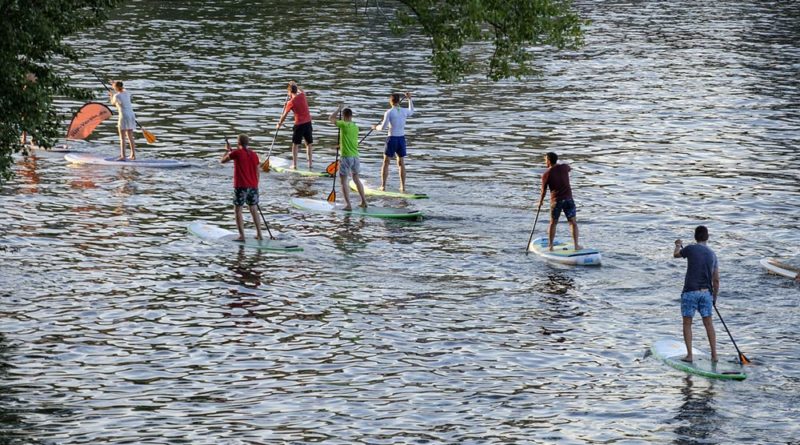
[672,377,718,445]
[227,245,264,288]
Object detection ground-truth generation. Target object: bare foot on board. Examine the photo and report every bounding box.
[680,356,693,363]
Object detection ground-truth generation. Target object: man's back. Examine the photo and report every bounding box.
[542,163,573,202]
[680,243,717,293]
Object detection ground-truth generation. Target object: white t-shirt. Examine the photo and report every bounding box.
[376,99,414,137]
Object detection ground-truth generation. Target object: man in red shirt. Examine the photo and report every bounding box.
[221,134,263,241]
[276,81,314,170]
[538,152,581,251]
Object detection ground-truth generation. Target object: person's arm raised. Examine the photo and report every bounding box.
[220,139,232,163]
[673,240,683,258]
[328,104,343,125]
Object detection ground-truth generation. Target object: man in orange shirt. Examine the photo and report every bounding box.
[276,81,314,170]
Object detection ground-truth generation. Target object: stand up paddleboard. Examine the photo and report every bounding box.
[65,152,190,168]
[268,157,331,177]
[651,339,747,381]
[290,198,423,220]
[528,237,601,266]
[349,179,428,199]
[187,221,303,252]
[760,258,799,280]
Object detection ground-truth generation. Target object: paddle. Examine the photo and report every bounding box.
[93,73,157,144]
[260,93,291,173]
[524,201,543,255]
[714,303,751,365]
[327,107,342,203]
[358,128,374,145]
[256,205,276,240]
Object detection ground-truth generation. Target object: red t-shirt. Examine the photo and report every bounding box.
[284,92,312,125]
[541,163,573,203]
[230,148,260,188]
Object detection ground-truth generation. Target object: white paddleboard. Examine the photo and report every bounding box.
[528,237,601,265]
[760,258,799,280]
[267,157,331,177]
[290,198,423,220]
[651,339,747,380]
[187,221,303,252]
[65,152,190,168]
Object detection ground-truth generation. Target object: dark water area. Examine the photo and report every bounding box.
[1,0,799,443]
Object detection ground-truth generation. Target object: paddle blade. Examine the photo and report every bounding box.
[740,353,751,365]
[142,128,157,144]
[326,160,339,176]
[327,190,336,203]
[261,158,271,172]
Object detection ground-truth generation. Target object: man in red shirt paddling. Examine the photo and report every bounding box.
[538,152,582,251]
[276,81,314,170]
[221,134,263,241]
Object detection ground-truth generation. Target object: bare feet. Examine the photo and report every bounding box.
[233,237,244,242]
[680,356,693,363]
[127,156,136,161]
[711,355,718,363]
[343,206,352,211]
[359,202,368,208]
[548,246,554,252]
[116,156,126,161]
[379,186,385,191]
[291,164,297,170]
[400,187,406,193]
[574,245,583,251]
[255,235,262,241]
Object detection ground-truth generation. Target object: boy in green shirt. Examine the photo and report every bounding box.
[328,105,367,210]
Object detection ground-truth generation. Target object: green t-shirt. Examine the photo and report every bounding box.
[336,120,359,158]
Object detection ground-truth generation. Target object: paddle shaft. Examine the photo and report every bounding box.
[266,94,291,161]
[525,203,543,255]
[256,205,275,240]
[713,304,750,365]
[327,108,342,202]
[358,128,374,145]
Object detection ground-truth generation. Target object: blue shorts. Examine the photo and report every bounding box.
[681,290,713,318]
[233,187,259,207]
[550,198,576,221]
[384,136,407,158]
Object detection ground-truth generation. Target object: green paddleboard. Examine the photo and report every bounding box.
[290,198,422,220]
[348,179,428,199]
[268,156,331,177]
[652,339,746,381]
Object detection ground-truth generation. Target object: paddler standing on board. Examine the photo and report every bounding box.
[373,92,414,192]
[328,105,368,211]
[538,152,581,251]
[108,81,137,160]
[673,225,719,363]
[276,81,314,170]
[221,134,263,241]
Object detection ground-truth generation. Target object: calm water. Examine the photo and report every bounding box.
[2,1,799,443]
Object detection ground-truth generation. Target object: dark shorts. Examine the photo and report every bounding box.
[233,187,259,207]
[384,136,407,158]
[292,121,313,145]
[550,198,576,221]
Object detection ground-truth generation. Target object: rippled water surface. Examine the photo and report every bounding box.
[2,1,799,443]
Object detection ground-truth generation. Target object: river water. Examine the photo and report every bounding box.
[2,1,799,443]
